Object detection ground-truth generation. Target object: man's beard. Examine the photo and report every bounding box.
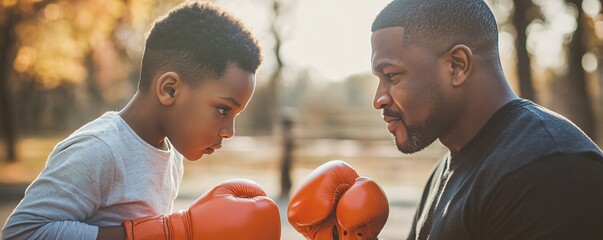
[394,123,437,154]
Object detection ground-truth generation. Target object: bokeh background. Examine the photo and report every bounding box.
[1,0,603,239]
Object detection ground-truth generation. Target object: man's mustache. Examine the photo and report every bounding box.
[382,107,402,119]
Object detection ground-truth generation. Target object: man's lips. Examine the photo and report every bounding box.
[383,115,399,123]
[385,118,402,133]
[382,110,403,133]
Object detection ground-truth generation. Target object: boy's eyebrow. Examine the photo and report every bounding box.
[220,96,241,107]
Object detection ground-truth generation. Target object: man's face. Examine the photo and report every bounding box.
[166,63,255,160]
[371,27,451,154]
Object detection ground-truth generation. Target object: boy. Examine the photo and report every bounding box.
[2,1,280,239]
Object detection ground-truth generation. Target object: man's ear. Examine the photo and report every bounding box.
[156,72,181,106]
[447,44,472,87]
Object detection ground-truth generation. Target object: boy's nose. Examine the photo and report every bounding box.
[220,123,235,139]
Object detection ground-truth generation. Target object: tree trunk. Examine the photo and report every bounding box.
[512,0,537,102]
[598,0,603,146]
[559,0,597,140]
[0,8,18,163]
[266,0,284,133]
[279,117,294,200]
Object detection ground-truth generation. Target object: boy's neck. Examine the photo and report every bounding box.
[119,91,168,150]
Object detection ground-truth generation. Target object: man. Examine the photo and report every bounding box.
[370,0,603,239]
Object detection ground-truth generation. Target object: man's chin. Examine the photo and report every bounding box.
[394,136,431,154]
[396,143,421,154]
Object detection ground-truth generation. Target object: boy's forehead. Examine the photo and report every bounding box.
[218,96,242,108]
[201,66,255,107]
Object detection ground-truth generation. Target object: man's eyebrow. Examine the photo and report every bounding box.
[220,96,241,108]
[373,62,392,74]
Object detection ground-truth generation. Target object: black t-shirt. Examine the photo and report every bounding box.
[408,99,603,240]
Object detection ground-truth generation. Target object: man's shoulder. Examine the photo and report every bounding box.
[492,100,602,164]
[470,101,603,193]
[515,101,600,152]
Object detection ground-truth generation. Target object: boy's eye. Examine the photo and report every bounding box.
[217,106,230,116]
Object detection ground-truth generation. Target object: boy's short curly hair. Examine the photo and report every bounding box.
[139,1,262,90]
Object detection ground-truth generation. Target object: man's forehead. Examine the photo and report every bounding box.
[371,27,407,69]
[371,26,406,48]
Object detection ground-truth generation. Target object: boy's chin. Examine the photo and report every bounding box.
[184,153,204,161]
[184,148,216,161]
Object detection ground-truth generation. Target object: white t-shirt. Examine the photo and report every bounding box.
[2,112,184,240]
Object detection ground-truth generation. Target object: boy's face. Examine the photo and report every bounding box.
[166,64,255,160]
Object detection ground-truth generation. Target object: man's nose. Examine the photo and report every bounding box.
[373,89,391,110]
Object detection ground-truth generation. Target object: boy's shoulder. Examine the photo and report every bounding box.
[53,112,123,153]
[69,112,124,140]
[52,112,128,156]
[53,111,169,161]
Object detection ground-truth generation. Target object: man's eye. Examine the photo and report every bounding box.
[386,73,397,78]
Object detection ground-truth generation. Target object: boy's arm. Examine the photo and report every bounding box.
[97,226,126,240]
[2,137,114,240]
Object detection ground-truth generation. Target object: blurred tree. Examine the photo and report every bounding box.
[556,0,597,140]
[262,0,298,199]
[597,0,603,144]
[344,73,378,107]
[248,0,290,134]
[0,0,54,163]
[268,0,284,123]
[0,0,183,162]
[511,0,540,102]
[7,0,130,133]
[279,112,295,200]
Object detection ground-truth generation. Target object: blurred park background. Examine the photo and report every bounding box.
[2,0,603,239]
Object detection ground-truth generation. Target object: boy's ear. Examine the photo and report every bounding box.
[156,72,181,106]
[447,44,472,87]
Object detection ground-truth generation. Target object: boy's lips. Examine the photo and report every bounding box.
[204,143,222,155]
[204,148,215,154]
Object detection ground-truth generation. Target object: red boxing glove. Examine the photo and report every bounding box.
[287,160,389,240]
[123,179,281,240]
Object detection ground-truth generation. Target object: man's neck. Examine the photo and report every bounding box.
[440,75,517,156]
